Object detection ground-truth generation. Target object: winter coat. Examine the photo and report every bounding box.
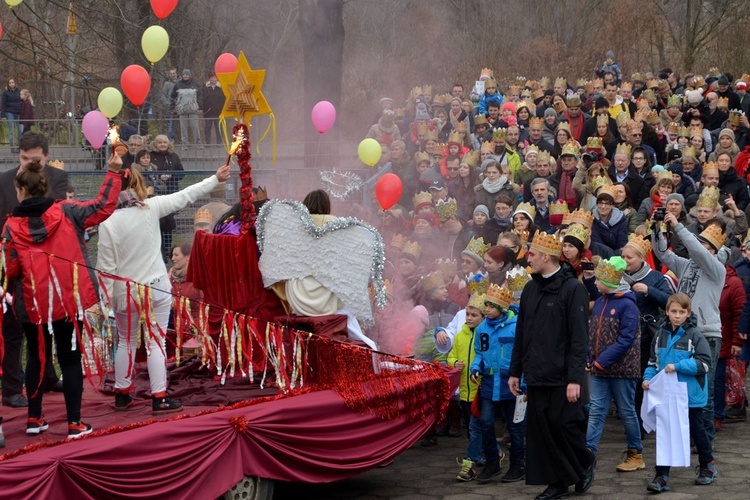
[719,264,746,359]
[201,84,225,118]
[652,223,726,339]
[588,290,641,378]
[170,78,202,115]
[366,118,402,145]
[644,315,711,408]
[478,92,503,116]
[471,309,518,401]
[510,263,590,386]
[734,256,750,335]
[148,150,185,232]
[2,172,122,324]
[474,180,516,212]
[20,99,34,126]
[718,167,750,211]
[447,323,479,402]
[591,207,628,256]
[1,87,22,116]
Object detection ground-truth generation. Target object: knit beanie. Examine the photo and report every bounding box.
[667,162,684,177]
[594,97,609,109]
[502,102,516,114]
[563,233,585,254]
[666,193,684,206]
[182,69,192,77]
[719,128,736,141]
[544,108,557,118]
[473,205,490,218]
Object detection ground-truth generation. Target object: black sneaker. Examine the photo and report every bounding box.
[695,462,717,485]
[114,393,134,411]
[646,473,669,493]
[476,453,505,484]
[725,405,747,422]
[501,461,526,483]
[152,397,183,415]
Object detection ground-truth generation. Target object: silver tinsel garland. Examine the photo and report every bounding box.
[256,199,387,310]
[320,170,364,200]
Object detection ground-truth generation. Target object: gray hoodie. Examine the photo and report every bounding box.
[652,224,725,338]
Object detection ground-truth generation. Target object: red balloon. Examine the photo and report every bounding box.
[120,65,151,106]
[214,53,238,75]
[375,173,403,211]
[150,0,178,19]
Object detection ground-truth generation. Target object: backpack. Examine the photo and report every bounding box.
[175,88,199,115]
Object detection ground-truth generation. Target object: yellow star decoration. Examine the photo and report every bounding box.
[217,51,271,123]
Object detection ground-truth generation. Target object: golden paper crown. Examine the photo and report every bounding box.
[693,76,706,88]
[615,143,633,157]
[432,94,447,106]
[562,211,573,226]
[699,224,726,251]
[411,86,423,97]
[554,77,567,88]
[557,121,571,134]
[539,76,551,89]
[677,126,691,138]
[505,265,531,292]
[597,184,617,202]
[420,271,445,293]
[480,68,494,79]
[646,78,659,89]
[466,271,490,295]
[550,199,569,215]
[632,73,645,83]
[467,292,487,311]
[485,284,513,309]
[464,236,492,259]
[514,202,537,221]
[537,150,551,166]
[401,240,422,261]
[414,151,430,164]
[696,186,720,209]
[424,129,439,142]
[530,232,563,258]
[646,110,660,125]
[592,78,604,88]
[525,144,540,156]
[657,169,673,181]
[553,100,567,113]
[634,109,649,124]
[526,80,539,90]
[576,78,588,88]
[596,113,609,126]
[521,89,533,100]
[584,81,595,94]
[702,161,719,177]
[641,89,655,101]
[532,88,545,100]
[589,175,613,194]
[717,96,729,110]
[616,111,631,128]
[455,120,468,133]
[484,77,497,89]
[48,159,65,170]
[561,142,579,157]
[570,208,595,229]
[515,75,527,87]
[194,208,213,225]
[448,129,463,145]
[435,258,458,282]
[492,128,507,141]
[658,80,669,91]
[513,229,530,244]
[464,150,481,167]
[707,67,720,77]
[433,143,447,154]
[625,233,653,257]
[741,73,750,83]
[474,114,489,126]
[391,233,408,250]
[728,110,745,126]
[508,85,522,96]
[566,94,582,107]
[667,94,682,107]
[394,107,405,117]
[620,81,633,91]
[626,120,644,134]
[667,122,680,134]
[682,146,697,159]
[435,198,458,222]
[413,191,433,208]
[529,116,544,128]
[423,85,433,95]
[481,141,494,154]
[586,137,603,149]
[565,223,590,246]
[594,256,627,288]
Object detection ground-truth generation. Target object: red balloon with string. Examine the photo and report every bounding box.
[120,65,151,106]
[150,0,178,19]
[375,173,403,211]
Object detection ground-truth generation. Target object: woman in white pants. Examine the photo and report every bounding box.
[97,163,230,414]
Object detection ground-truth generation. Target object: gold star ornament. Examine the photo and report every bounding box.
[217,51,272,123]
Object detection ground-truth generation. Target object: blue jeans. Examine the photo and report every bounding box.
[703,337,721,442]
[586,375,642,454]
[5,112,22,148]
[459,400,483,462]
[714,357,727,420]
[656,407,713,476]
[480,397,525,463]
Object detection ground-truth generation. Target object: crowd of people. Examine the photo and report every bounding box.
[360,53,750,498]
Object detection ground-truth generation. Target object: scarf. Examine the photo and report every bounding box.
[558,169,578,208]
[493,214,512,228]
[713,142,740,159]
[622,262,651,287]
[564,112,584,140]
[116,189,146,209]
[171,265,187,284]
[482,175,508,194]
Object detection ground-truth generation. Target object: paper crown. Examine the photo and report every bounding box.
[656,169,673,181]
[584,81,595,94]
[696,186,720,209]
[391,233,408,250]
[485,284,513,309]
[576,78,588,88]
[401,240,422,261]
[411,86,423,97]
[549,199,569,226]
[537,150,551,165]
[626,120,644,134]
[461,150,479,168]
[508,85,522,96]
[474,114,489,126]
[433,142,447,155]
[561,142,579,157]
[717,97,729,110]
[485,77,497,89]
[707,67,720,76]
[597,184,617,202]
[514,202,537,221]
[420,272,445,293]
[394,107,405,117]
[424,129,439,142]
[553,100,567,113]
[646,110,660,125]
[616,111,631,128]
[595,256,627,288]
[532,88,545,100]
[414,151,430,164]
[481,141,494,154]
[728,110,745,126]
[467,292,487,311]
[539,76,551,88]
[677,125,691,138]
[667,122,680,134]
[554,77,567,88]
[569,208,595,229]
[634,109,649,124]
[562,211,573,226]
[625,233,652,257]
[557,121,571,134]
[657,80,670,91]
[255,186,268,202]
[530,231,563,258]
[464,237,492,259]
[436,258,458,282]
[525,144,540,156]
[492,128,507,141]
[432,94,447,106]
[455,120,468,133]
[615,143,633,157]
[589,175,613,194]
[515,75,527,87]
[699,224,726,252]
[632,72,645,83]
[423,85,433,95]
[596,113,609,126]
[681,146,698,160]
[592,78,604,88]
[48,159,65,170]
[194,208,213,225]
[413,191,433,209]
[565,223,590,246]
[521,89,533,100]
[702,161,719,176]
[529,116,544,128]
[480,67,494,80]
[448,129,463,145]
[513,229,530,244]
[586,137,603,150]
[505,265,532,292]
[566,94,582,107]
[646,78,659,89]
[466,271,490,295]
[641,89,656,101]
[667,94,682,108]
[435,197,458,222]
[693,75,705,88]
[620,81,633,91]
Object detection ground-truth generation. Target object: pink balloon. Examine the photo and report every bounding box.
[82,110,110,150]
[311,101,336,134]
[214,53,238,75]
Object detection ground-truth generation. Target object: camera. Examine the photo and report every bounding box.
[653,206,667,221]
[582,150,600,168]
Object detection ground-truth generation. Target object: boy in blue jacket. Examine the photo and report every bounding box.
[643,293,716,493]
[470,284,525,484]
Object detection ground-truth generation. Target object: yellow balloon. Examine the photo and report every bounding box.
[97,87,123,119]
[5,0,23,7]
[141,25,169,64]
[358,138,382,167]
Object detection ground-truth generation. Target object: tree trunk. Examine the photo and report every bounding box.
[298,0,345,166]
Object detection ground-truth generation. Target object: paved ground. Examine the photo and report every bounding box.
[274,410,750,499]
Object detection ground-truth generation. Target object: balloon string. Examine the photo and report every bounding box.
[255,112,276,163]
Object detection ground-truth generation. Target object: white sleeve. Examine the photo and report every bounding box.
[150,175,219,218]
[434,309,466,354]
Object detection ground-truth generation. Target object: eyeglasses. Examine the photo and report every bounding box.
[633,157,646,161]
[447,167,459,172]
[597,200,613,206]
